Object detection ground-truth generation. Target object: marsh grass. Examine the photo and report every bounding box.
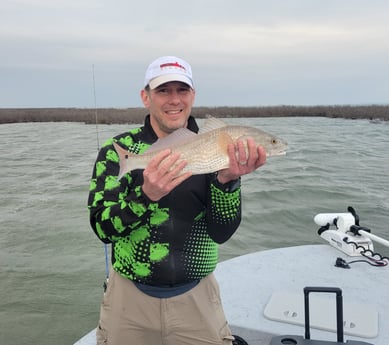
[0,105,388,124]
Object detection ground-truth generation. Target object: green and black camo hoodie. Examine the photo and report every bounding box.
[88,115,241,286]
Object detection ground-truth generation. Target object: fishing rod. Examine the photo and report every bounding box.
[92,64,100,151]
[92,64,110,291]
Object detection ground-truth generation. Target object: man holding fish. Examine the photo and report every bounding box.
[88,56,287,345]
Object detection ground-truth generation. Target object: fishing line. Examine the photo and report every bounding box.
[92,64,100,151]
[92,64,110,290]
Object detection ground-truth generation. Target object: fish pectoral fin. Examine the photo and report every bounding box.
[217,132,234,154]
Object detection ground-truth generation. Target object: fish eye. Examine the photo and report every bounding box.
[271,138,278,145]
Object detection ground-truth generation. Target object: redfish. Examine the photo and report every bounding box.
[113,117,287,179]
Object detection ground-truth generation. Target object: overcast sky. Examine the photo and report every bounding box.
[1,0,388,108]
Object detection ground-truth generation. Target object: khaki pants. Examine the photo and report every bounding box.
[96,269,234,345]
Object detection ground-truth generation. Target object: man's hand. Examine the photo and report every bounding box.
[217,138,267,184]
[142,149,192,201]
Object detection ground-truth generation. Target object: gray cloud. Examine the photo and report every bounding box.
[1,0,388,107]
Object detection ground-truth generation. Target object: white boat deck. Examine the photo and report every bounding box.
[216,244,387,345]
[74,245,388,345]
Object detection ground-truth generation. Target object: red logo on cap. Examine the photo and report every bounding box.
[160,62,186,71]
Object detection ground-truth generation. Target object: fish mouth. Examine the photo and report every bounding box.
[266,151,287,157]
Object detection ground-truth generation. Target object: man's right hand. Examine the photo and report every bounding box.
[142,149,192,201]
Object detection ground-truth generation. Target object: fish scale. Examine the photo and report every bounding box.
[176,128,232,173]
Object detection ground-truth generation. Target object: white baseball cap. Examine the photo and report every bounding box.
[144,56,194,90]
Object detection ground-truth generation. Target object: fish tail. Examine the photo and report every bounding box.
[113,142,134,179]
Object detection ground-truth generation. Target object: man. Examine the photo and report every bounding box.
[88,56,266,345]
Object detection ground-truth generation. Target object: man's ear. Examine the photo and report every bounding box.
[140,89,150,108]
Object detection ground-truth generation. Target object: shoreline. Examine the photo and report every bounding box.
[0,105,388,124]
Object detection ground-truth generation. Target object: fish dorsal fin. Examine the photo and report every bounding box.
[146,128,197,153]
[198,115,228,134]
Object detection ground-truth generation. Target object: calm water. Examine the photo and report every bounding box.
[0,117,388,345]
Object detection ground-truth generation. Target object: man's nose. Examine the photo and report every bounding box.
[168,90,180,103]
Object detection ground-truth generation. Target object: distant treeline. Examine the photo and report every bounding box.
[0,105,388,124]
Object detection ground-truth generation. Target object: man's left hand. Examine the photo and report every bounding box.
[216,138,266,184]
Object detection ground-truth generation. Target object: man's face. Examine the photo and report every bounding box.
[141,81,195,138]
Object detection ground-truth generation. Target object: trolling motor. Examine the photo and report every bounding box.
[314,206,389,257]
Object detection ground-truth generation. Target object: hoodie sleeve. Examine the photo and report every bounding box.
[87,139,156,243]
[206,177,242,244]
